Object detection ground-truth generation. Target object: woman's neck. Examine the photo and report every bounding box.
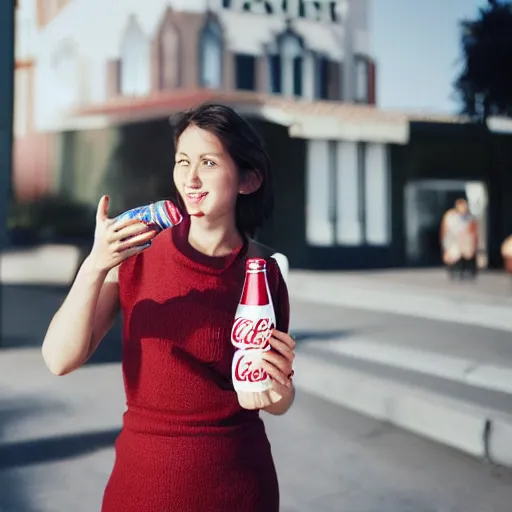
[187,215,244,257]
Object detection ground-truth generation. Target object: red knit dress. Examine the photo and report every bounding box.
[101,216,290,512]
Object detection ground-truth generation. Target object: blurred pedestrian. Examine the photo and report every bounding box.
[440,198,478,280]
[41,103,295,512]
[501,235,512,276]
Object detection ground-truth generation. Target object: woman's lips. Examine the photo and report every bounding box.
[185,192,208,205]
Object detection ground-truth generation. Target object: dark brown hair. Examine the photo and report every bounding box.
[171,103,274,237]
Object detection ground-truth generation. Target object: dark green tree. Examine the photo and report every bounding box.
[454,0,512,120]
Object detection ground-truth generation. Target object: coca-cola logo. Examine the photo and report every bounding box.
[231,317,274,348]
[234,356,268,383]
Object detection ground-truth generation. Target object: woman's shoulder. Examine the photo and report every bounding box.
[247,240,289,284]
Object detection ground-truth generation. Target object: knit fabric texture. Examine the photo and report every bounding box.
[101,216,290,512]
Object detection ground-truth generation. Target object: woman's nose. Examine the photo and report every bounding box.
[185,166,201,187]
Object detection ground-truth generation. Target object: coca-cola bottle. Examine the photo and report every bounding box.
[231,258,279,409]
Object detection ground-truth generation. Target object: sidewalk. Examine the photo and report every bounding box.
[283,269,512,469]
[5,244,512,469]
[288,292,512,469]
[0,244,82,286]
[3,243,512,328]
[2,243,510,298]
[288,269,512,332]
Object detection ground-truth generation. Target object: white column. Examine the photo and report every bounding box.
[303,51,315,100]
[364,143,390,245]
[306,139,334,246]
[336,141,363,245]
[282,57,294,97]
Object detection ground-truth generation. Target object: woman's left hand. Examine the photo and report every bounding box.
[261,329,295,399]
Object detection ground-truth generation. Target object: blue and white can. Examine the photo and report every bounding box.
[114,200,183,232]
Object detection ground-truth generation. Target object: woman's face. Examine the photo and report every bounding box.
[174,125,241,223]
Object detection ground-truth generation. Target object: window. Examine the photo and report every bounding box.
[306,140,391,247]
[268,31,303,97]
[120,16,151,96]
[235,54,256,90]
[52,40,79,110]
[315,55,329,100]
[313,55,342,101]
[269,54,282,94]
[292,56,303,96]
[354,55,369,103]
[16,7,34,60]
[280,32,302,97]
[159,16,180,89]
[200,17,223,89]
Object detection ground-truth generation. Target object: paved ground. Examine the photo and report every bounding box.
[3,285,512,511]
[290,298,512,367]
[4,283,512,373]
[1,346,512,512]
[292,268,512,304]
[2,243,512,303]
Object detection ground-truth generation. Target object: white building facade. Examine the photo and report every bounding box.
[16,0,409,269]
[32,0,375,131]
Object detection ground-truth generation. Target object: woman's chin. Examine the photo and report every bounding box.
[188,209,205,218]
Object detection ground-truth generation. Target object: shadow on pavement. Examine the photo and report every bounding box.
[84,315,123,366]
[0,397,119,511]
[0,284,71,350]
[0,428,120,471]
[291,329,355,343]
[0,283,123,364]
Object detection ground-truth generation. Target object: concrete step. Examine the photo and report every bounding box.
[288,272,512,332]
[300,338,512,396]
[294,345,512,468]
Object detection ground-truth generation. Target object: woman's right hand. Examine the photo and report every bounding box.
[87,195,158,274]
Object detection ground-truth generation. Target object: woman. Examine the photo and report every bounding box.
[41,103,295,511]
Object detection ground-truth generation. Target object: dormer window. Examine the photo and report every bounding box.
[268,30,304,97]
[120,15,151,96]
[52,40,79,110]
[199,15,223,89]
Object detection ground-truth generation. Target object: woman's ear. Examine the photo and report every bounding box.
[239,170,263,195]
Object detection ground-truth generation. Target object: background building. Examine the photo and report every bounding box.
[11,0,512,270]
[31,0,374,134]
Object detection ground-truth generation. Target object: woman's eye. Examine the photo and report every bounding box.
[177,159,189,166]
[203,160,216,167]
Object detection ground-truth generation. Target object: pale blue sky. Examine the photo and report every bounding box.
[370,0,485,113]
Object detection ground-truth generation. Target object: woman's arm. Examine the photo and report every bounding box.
[41,261,118,375]
[41,195,157,376]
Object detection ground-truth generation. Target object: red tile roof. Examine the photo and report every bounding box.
[71,88,469,127]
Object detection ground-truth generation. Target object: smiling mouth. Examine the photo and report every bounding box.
[185,192,208,204]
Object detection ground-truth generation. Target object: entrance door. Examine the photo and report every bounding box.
[404,180,488,267]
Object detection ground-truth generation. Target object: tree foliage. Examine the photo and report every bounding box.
[454,0,512,120]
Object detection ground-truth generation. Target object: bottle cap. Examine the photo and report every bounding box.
[246,258,266,272]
